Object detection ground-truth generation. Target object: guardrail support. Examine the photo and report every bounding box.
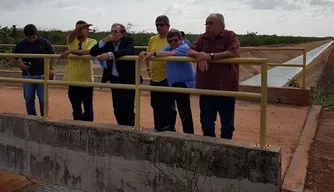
[302,49,306,89]
[260,59,269,148]
[134,58,141,129]
[43,57,49,119]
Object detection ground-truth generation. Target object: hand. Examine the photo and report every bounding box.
[76,24,92,30]
[60,50,71,59]
[103,34,115,43]
[98,52,112,61]
[21,63,30,70]
[196,52,210,62]
[198,60,209,71]
[139,51,146,59]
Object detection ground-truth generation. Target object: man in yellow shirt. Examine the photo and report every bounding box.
[139,15,177,132]
[60,20,97,122]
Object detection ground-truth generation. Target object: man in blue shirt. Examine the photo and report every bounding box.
[180,31,192,47]
[141,29,195,134]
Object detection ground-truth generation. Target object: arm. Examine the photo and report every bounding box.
[212,32,240,60]
[11,58,28,70]
[67,49,91,56]
[186,36,202,59]
[67,24,92,44]
[11,42,29,70]
[112,37,134,59]
[89,39,113,57]
[61,39,97,59]
[146,44,187,58]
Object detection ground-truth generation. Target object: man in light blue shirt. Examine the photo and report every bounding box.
[180,31,192,47]
[141,28,195,134]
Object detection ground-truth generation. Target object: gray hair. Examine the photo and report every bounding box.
[167,28,182,39]
[209,13,225,27]
[155,15,170,25]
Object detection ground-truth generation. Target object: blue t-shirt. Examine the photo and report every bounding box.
[162,43,195,88]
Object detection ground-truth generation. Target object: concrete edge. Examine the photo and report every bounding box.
[0,112,282,154]
[280,105,322,192]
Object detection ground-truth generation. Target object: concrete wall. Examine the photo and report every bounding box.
[0,113,281,192]
[239,85,311,105]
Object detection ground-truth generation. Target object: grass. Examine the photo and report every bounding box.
[310,60,334,111]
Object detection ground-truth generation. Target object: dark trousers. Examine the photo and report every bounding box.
[171,82,194,134]
[68,86,94,121]
[199,95,235,139]
[111,76,135,126]
[150,79,177,131]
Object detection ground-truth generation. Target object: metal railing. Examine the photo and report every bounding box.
[0,44,307,88]
[0,53,268,147]
[241,47,307,88]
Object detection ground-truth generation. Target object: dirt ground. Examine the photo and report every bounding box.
[0,84,309,178]
[304,111,334,192]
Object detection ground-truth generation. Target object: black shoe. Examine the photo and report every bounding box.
[155,125,176,132]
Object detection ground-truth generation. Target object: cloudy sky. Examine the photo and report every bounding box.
[0,0,334,37]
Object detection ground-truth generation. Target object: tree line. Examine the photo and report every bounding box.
[0,25,332,47]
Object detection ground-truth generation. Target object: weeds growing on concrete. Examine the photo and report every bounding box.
[310,59,334,111]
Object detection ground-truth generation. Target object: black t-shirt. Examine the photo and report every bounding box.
[13,36,55,76]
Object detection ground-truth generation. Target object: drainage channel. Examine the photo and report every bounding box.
[240,41,334,87]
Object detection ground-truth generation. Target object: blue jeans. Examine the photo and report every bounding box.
[199,95,235,139]
[22,75,44,116]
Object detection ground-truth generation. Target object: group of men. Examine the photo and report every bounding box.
[11,12,240,140]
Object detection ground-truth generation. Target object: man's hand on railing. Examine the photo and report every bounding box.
[97,52,113,61]
[60,50,71,59]
[196,52,211,62]
[138,51,146,60]
[196,52,210,71]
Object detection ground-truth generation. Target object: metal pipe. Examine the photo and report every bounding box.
[139,85,262,99]
[43,58,49,119]
[134,59,141,129]
[260,59,268,148]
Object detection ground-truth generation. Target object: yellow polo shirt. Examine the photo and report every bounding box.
[147,34,168,82]
[63,38,97,82]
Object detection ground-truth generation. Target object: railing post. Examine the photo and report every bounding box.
[302,49,306,89]
[43,57,49,119]
[134,58,141,129]
[260,59,268,148]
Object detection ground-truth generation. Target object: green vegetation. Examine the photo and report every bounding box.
[311,59,334,111]
[287,78,300,88]
[0,25,332,47]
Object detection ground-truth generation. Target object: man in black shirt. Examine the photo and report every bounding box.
[12,24,56,117]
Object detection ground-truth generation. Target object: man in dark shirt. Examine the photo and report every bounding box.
[12,24,56,117]
[186,13,240,139]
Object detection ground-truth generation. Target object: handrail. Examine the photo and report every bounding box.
[0,43,308,88]
[0,53,268,147]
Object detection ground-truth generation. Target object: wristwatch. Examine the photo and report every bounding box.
[209,53,214,60]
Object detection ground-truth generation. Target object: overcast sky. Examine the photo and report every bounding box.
[0,0,334,37]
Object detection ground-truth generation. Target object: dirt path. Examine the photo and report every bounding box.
[304,111,334,192]
[0,84,309,179]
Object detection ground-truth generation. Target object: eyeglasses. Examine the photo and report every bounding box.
[111,30,120,33]
[155,23,165,27]
[205,22,215,26]
[78,42,82,50]
[167,39,179,43]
